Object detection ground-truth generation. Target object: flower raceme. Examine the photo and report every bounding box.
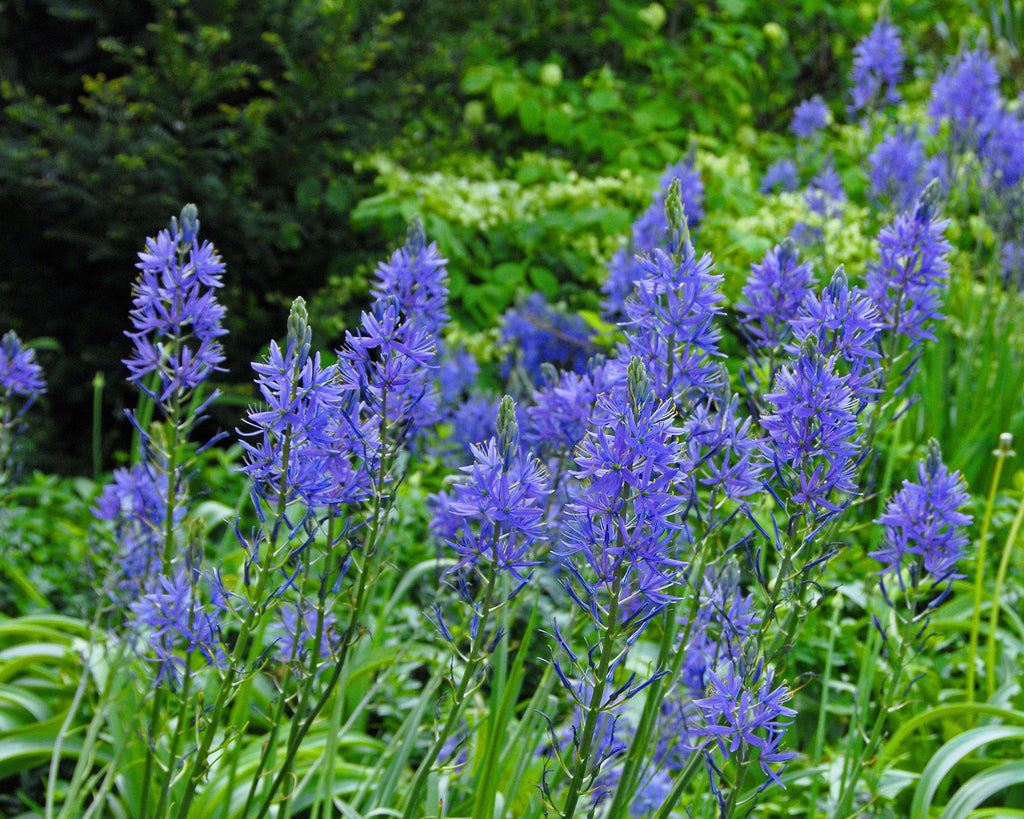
[867,180,952,351]
[791,96,831,139]
[871,439,973,596]
[560,357,686,610]
[790,266,882,407]
[372,215,450,339]
[123,204,227,406]
[760,336,860,516]
[621,221,725,410]
[0,330,45,401]
[440,396,549,585]
[738,238,816,354]
[849,17,904,116]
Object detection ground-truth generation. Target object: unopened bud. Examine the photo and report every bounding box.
[287,297,312,364]
[994,432,1016,458]
[664,178,691,254]
[924,438,943,478]
[406,214,426,255]
[497,395,519,470]
[172,203,200,246]
[778,237,798,266]
[627,356,652,411]
[825,265,848,304]
[915,179,942,222]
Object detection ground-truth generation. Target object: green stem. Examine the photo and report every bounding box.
[399,561,501,819]
[559,573,624,819]
[154,665,194,819]
[139,687,166,819]
[966,438,1010,703]
[984,486,1024,698]
[835,603,916,815]
[174,429,296,819]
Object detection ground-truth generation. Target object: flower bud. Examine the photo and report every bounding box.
[406,214,426,255]
[915,178,942,222]
[497,395,519,470]
[172,203,200,247]
[664,178,691,256]
[287,297,312,365]
[627,356,652,411]
[924,438,943,478]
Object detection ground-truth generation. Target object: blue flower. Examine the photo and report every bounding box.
[239,338,348,509]
[94,462,177,588]
[870,440,973,595]
[560,358,686,609]
[849,18,904,115]
[804,160,846,218]
[500,293,594,381]
[0,331,45,400]
[868,127,925,210]
[737,238,816,353]
[683,385,766,505]
[123,205,227,405]
[129,568,228,687]
[866,183,952,349]
[791,96,831,139]
[759,158,799,195]
[621,241,725,411]
[693,662,797,787]
[790,266,882,406]
[436,343,479,410]
[271,601,340,665]
[604,156,705,316]
[980,106,1024,190]
[929,46,1001,151]
[337,297,439,441]
[761,338,861,515]
[442,397,549,585]
[372,215,449,338]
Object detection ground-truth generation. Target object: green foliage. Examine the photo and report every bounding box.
[338,152,650,326]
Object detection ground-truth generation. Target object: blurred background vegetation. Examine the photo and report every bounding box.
[0,0,978,474]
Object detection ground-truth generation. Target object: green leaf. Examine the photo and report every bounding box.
[461,65,494,95]
[586,88,621,113]
[295,176,321,210]
[491,80,520,118]
[940,761,1024,818]
[527,266,559,298]
[911,726,1024,819]
[518,96,544,134]
[632,101,682,131]
[325,179,350,213]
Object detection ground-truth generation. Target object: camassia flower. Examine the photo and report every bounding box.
[0,331,45,401]
[868,127,925,210]
[791,96,831,139]
[560,357,685,610]
[693,662,797,787]
[791,266,882,407]
[372,215,449,338]
[123,204,227,406]
[621,184,725,411]
[603,155,706,317]
[442,396,549,585]
[870,439,972,596]
[737,238,816,353]
[849,18,904,116]
[929,45,1001,152]
[866,181,951,350]
[761,337,860,515]
[0,330,46,482]
[129,567,228,687]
